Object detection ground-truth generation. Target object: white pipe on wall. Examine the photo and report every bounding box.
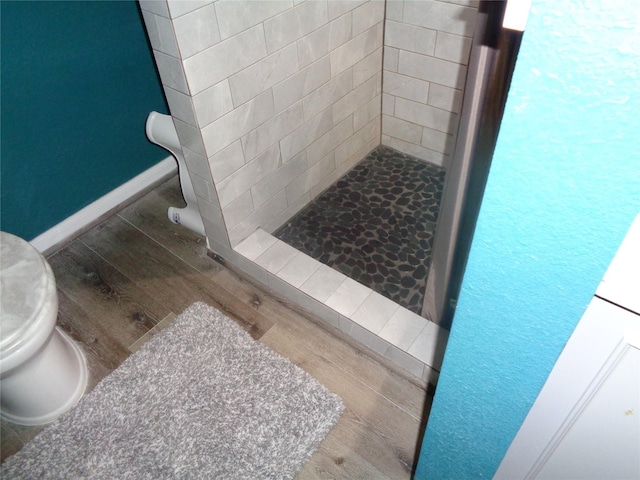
[145,112,206,237]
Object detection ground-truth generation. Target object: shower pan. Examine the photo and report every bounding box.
[139,0,522,381]
[274,145,446,316]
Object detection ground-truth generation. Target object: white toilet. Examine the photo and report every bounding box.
[0,231,88,425]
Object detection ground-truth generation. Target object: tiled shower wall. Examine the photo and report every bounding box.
[382,0,477,168]
[139,0,385,249]
[138,0,479,380]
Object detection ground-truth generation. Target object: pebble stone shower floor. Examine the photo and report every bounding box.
[275,146,446,315]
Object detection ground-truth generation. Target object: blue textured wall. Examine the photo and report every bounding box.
[416,0,640,478]
[0,1,167,241]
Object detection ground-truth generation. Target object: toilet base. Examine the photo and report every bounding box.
[1,327,88,426]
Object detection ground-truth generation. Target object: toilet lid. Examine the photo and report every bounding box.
[1,232,56,352]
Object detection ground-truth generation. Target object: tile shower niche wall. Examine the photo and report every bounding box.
[139,0,477,382]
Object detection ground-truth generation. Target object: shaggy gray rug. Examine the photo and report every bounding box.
[1,302,344,479]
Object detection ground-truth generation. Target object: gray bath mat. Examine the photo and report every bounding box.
[1,302,344,479]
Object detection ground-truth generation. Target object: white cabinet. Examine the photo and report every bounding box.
[495,214,640,480]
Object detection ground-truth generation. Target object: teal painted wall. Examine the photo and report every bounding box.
[416,0,640,478]
[1,1,167,241]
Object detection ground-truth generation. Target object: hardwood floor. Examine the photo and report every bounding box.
[0,177,432,478]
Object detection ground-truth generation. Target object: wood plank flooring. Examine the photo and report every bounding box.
[0,177,432,478]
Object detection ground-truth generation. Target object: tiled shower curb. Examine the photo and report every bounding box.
[220,228,448,385]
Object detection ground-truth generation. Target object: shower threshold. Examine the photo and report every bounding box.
[230,146,449,384]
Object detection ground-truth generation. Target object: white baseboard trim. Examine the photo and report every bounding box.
[30,157,177,255]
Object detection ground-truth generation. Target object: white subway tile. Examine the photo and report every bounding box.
[384,20,436,57]
[325,278,372,317]
[280,109,335,162]
[328,0,366,21]
[273,277,342,327]
[342,135,378,172]
[229,43,299,107]
[349,322,391,356]
[378,307,428,351]
[354,94,381,131]
[395,96,458,133]
[309,161,346,198]
[223,190,254,230]
[231,251,269,285]
[153,50,189,94]
[296,13,352,69]
[381,134,447,166]
[184,147,211,181]
[228,190,288,246]
[208,140,245,183]
[183,24,267,95]
[197,194,222,225]
[383,46,399,72]
[214,0,293,40]
[241,102,304,162]
[199,197,229,247]
[173,118,205,156]
[383,344,425,378]
[398,50,467,89]
[330,22,383,77]
[333,73,379,125]
[296,14,351,69]
[329,12,354,50]
[435,31,473,65]
[303,69,353,120]
[351,291,400,334]
[353,47,382,87]
[164,87,197,126]
[311,151,343,194]
[234,228,277,261]
[264,192,310,232]
[382,114,422,144]
[201,90,274,157]
[192,80,234,127]
[352,0,385,37]
[428,83,463,114]
[306,116,354,165]
[383,71,430,104]
[421,126,454,154]
[446,0,480,6]
[286,151,335,201]
[300,264,346,302]
[139,0,170,18]
[254,239,300,274]
[334,117,378,166]
[204,221,231,251]
[173,3,221,59]
[402,0,476,37]
[296,23,330,69]
[408,320,449,370]
[272,57,331,114]
[263,1,328,53]
[382,93,395,115]
[217,143,281,207]
[191,174,218,204]
[166,0,211,19]
[141,10,179,57]
[276,252,322,288]
[385,0,404,22]
[251,151,307,208]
